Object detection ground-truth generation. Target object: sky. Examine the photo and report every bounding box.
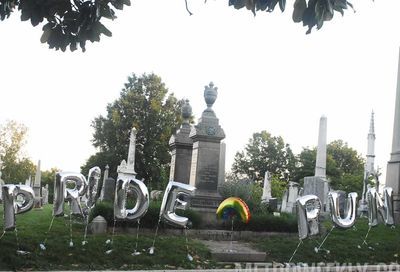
[1,0,400,184]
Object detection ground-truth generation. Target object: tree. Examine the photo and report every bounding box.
[231,130,296,182]
[81,73,183,190]
[0,0,356,52]
[0,120,36,183]
[295,139,365,194]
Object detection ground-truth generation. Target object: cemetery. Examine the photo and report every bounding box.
[2,2,400,269]
[1,67,400,271]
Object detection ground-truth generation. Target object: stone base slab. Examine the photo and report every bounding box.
[200,240,266,262]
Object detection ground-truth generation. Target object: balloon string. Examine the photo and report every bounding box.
[0,231,5,242]
[133,220,140,253]
[15,227,21,251]
[69,202,73,246]
[229,218,234,252]
[288,239,303,263]
[111,218,116,246]
[43,216,55,246]
[316,225,334,252]
[151,219,161,249]
[361,225,372,246]
[184,227,190,255]
[83,212,90,244]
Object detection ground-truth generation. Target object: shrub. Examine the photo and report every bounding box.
[221,212,297,233]
[89,200,202,229]
[89,201,114,223]
[218,178,262,212]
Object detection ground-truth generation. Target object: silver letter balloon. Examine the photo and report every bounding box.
[296,195,321,240]
[114,178,149,221]
[328,191,357,229]
[85,167,101,210]
[2,184,34,231]
[159,181,196,228]
[53,172,88,216]
[367,186,394,226]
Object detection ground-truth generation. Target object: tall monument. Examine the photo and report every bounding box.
[117,127,137,181]
[189,82,225,221]
[315,116,327,178]
[303,115,330,211]
[386,48,400,224]
[169,99,193,184]
[358,111,376,216]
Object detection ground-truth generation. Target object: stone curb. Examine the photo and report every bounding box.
[111,228,296,240]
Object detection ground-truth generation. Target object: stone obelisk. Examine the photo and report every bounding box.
[169,99,193,184]
[358,111,376,216]
[315,116,327,178]
[261,171,272,203]
[33,160,42,208]
[117,127,137,181]
[386,48,400,224]
[303,115,330,211]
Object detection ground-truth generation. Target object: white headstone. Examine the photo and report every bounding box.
[261,171,272,203]
[33,160,42,208]
[117,127,137,181]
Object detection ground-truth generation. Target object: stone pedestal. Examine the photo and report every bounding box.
[303,176,329,211]
[386,160,400,224]
[169,100,193,184]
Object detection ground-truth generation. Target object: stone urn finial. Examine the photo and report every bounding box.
[204,82,218,110]
[181,99,192,124]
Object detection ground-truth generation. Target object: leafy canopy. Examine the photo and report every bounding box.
[81,73,183,190]
[0,120,36,183]
[0,0,355,52]
[231,130,296,182]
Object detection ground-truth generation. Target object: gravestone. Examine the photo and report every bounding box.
[218,142,226,187]
[117,127,137,181]
[100,165,109,200]
[359,112,376,217]
[386,48,400,224]
[303,116,330,212]
[42,184,49,205]
[280,182,300,214]
[188,82,225,224]
[33,160,42,208]
[102,177,116,202]
[169,99,193,184]
[89,215,107,234]
[261,171,272,203]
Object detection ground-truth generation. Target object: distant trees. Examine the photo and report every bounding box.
[231,130,296,181]
[231,131,365,196]
[0,120,36,183]
[81,73,184,190]
[295,140,364,194]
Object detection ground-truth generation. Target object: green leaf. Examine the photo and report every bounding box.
[40,29,51,43]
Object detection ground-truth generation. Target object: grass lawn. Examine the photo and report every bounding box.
[250,219,400,265]
[0,205,215,270]
[1,204,400,270]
